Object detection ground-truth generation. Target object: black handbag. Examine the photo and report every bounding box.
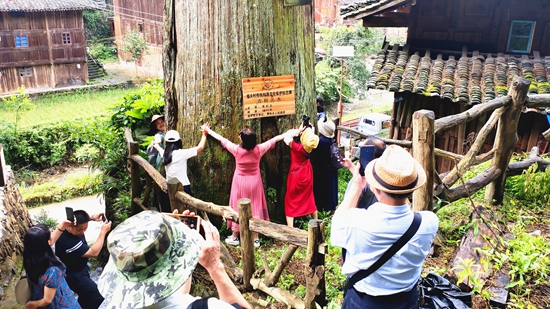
[344,212,422,293]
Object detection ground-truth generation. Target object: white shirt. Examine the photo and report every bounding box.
[165,148,198,186]
[331,203,439,296]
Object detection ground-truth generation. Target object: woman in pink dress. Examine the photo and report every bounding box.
[204,124,290,247]
[284,125,319,227]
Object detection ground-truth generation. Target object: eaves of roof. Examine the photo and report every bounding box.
[340,0,408,19]
[0,0,101,12]
[368,44,549,104]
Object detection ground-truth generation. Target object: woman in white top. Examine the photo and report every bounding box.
[153,126,207,196]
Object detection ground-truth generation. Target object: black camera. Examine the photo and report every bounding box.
[302,114,311,128]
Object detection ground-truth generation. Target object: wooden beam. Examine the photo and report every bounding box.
[506,147,550,176]
[174,191,238,226]
[362,16,409,27]
[263,245,298,287]
[249,219,309,248]
[412,110,435,211]
[305,220,327,308]
[434,95,512,133]
[251,278,305,309]
[238,198,254,291]
[129,140,141,215]
[485,77,530,204]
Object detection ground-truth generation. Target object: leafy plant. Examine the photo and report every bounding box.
[32,209,59,230]
[121,29,148,70]
[74,144,100,163]
[88,41,118,62]
[452,257,484,293]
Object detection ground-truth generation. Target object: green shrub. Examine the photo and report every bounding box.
[0,117,111,170]
[32,209,59,230]
[89,42,118,62]
[506,164,550,209]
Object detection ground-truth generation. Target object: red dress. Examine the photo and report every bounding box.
[284,141,317,217]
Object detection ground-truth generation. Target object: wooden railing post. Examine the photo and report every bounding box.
[238,198,254,291]
[128,140,141,214]
[412,110,435,211]
[305,219,327,309]
[485,76,530,204]
[0,144,6,187]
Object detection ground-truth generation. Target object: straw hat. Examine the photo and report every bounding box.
[98,211,202,308]
[148,115,165,135]
[317,118,335,138]
[300,127,319,153]
[365,145,426,194]
[165,130,181,142]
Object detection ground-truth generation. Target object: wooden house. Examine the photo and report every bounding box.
[0,0,99,94]
[111,0,163,69]
[340,0,550,172]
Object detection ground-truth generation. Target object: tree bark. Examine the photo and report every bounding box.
[485,77,530,204]
[163,1,315,222]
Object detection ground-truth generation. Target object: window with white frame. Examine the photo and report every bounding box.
[15,35,28,47]
[506,20,535,53]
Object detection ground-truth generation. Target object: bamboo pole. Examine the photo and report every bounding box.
[485,76,530,204]
[238,198,254,291]
[412,110,435,211]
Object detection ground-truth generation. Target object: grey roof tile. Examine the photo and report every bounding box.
[369,45,550,104]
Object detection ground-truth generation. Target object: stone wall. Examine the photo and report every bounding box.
[0,167,33,300]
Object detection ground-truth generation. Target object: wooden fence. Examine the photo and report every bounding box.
[123,129,326,309]
[339,76,550,210]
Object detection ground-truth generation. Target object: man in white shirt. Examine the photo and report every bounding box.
[331,145,439,309]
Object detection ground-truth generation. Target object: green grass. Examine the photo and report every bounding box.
[19,169,103,207]
[0,87,137,127]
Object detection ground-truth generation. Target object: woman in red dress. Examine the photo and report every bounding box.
[284,125,319,227]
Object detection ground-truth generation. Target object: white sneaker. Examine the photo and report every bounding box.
[225,236,239,246]
[254,239,260,248]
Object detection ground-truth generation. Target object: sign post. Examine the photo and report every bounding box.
[242,75,296,119]
[332,46,354,144]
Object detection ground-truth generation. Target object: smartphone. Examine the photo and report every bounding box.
[338,146,346,162]
[100,215,107,222]
[167,213,203,236]
[359,145,375,176]
[65,207,74,222]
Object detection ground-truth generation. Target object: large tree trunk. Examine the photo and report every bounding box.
[163,1,315,220]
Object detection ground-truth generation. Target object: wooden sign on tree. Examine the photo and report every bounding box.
[242,75,296,119]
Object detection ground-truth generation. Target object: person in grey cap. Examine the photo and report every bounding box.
[98,210,250,309]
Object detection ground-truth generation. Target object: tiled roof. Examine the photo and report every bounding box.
[367,44,550,104]
[340,0,403,19]
[0,0,100,12]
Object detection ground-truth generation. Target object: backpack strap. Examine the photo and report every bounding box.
[344,212,422,293]
[190,298,210,309]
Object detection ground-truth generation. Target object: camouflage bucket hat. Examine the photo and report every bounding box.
[98,210,202,308]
